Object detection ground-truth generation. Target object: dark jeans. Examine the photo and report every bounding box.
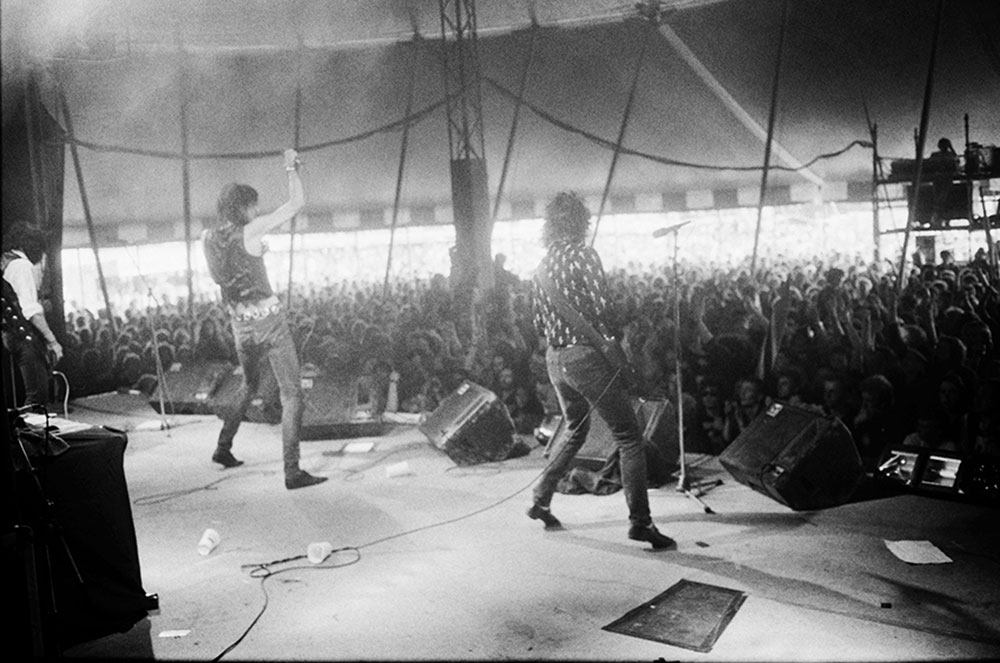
[3,332,49,407]
[533,344,652,528]
[216,313,303,474]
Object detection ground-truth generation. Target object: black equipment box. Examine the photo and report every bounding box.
[542,398,678,485]
[419,381,517,466]
[12,422,157,653]
[211,359,282,424]
[150,361,230,415]
[719,403,863,510]
[877,446,999,505]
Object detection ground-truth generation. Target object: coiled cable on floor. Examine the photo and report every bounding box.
[215,372,621,661]
[52,370,70,416]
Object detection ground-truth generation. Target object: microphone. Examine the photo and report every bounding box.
[652,221,692,238]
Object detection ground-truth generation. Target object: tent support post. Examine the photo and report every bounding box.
[491,23,539,224]
[287,34,306,309]
[896,0,945,296]
[871,123,882,265]
[656,22,823,188]
[750,0,791,277]
[384,36,421,298]
[57,83,116,337]
[286,85,302,309]
[24,75,65,341]
[177,37,195,319]
[591,21,651,247]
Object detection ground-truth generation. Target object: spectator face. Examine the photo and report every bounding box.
[739,381,763,408]
[823,380,846,409]
[701,385,721,409]
[499,367,514,389]
[776,375,797,399]
[859,390,881,416]
[938,379,964,413]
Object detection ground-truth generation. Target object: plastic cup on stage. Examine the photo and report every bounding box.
[307,541,334,564]
[197,528,221,555]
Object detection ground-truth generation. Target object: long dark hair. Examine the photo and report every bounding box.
[4,222,49,263]
[216,183,258,226]
[542,191,590,249]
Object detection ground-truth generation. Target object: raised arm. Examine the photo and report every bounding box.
[243,149,305,253]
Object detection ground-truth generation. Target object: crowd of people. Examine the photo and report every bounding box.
[49,242,1000,470]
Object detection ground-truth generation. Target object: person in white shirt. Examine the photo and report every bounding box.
[2,222,62,406]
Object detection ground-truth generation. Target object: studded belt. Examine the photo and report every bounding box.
[230,298,282,322]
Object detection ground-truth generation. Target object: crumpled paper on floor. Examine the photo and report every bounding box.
[884,540,952,564]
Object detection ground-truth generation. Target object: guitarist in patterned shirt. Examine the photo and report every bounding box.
[526,192,675,550]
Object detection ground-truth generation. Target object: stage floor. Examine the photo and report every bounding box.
[56,391,1000,661]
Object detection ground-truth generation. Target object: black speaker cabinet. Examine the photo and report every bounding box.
[150,361,231,415]
[13,424,156,652]
[300,367,388,440]
[719,402,863,510]
[545,398,679,484]
[419,381,517,466]
[211,359,282,424]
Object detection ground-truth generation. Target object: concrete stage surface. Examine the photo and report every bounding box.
[55,391,999,662]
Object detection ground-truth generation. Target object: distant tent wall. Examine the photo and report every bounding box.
[2,75,66,339]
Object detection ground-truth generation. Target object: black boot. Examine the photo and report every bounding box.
[527,504,563,530]
[212,448,244,469]
[627,523,676,550]
[285,469,328,490]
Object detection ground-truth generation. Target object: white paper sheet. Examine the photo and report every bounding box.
[884,540,953,564]
[21,413,92,434]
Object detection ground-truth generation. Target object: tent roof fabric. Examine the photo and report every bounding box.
[3,0,999,233]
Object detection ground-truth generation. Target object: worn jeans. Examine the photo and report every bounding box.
[216,313,303,474]
[533,344,652,528]
[3,332,49,407]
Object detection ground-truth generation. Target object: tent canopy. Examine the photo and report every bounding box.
[2,0,999,236]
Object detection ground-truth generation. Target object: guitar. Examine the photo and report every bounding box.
[535,270,642,395]
[2,254,47,364]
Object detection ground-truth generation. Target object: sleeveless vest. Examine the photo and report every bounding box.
[204,225,273,306]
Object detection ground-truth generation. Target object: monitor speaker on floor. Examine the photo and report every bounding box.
[544,398,678,485]
[719,402,863,510]
[149,361,230,415]
[419,381,517,466]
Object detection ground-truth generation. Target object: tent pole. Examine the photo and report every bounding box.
[491,23,539,223]
[591,20,652,247]
[384,36,420,298]
[656,22,823,188]
[750,0,791,277]
[896,0,945,296]
[871,123,881,264]
[287,34,306,309]
[286,84,302,309]
[176,36,195,320]
[24,74,65,341]
[23,77,46,227]
[57,83,117,337]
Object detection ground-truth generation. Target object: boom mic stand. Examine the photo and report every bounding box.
[653,222,721,514]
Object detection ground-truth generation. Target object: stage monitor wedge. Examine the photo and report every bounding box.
[719,402,863,510]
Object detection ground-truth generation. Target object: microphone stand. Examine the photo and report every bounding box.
[656,222,721,514]
[146,287,172,434]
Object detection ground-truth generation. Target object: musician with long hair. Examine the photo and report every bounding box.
[2,222,62,407]
[526,192,675,549]
[203,149,326,490]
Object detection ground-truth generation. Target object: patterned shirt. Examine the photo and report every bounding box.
[531,239,620,347]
